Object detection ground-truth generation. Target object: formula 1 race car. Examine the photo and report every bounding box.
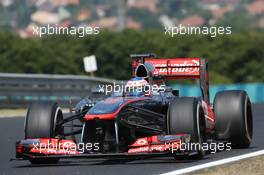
[14,54,253,164]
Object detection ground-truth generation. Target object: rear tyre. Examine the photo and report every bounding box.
[214,90,253,148]
[25,102,63,164]
[167,97,206,160]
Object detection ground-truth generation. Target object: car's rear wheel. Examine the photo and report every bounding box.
[214,90,253,148]
[25,102,64,164]
[167,97,206,160]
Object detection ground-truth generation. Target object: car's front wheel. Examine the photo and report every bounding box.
[24,102,64,164]
[167,97,206,159]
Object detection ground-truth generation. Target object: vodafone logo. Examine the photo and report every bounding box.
[152,59,200,75]
[136,138,147,145]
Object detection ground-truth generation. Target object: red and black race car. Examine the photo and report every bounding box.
[14,54,253,164]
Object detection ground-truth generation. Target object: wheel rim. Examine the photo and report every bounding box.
[53,107,63,137]
[244,96,253,142]
[196,103,205,155]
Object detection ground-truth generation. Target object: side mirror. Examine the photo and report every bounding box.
[172,90,179,96]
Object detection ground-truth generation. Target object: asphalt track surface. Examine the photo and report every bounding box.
[0,104,263,175]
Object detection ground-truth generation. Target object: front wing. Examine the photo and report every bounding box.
[13,134,193,161]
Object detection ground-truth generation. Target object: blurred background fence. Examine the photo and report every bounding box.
[173,83,264,104]
[0,73,119,108]
[0,73,263,108]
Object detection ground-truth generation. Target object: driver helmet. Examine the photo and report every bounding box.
[125,77,150,97]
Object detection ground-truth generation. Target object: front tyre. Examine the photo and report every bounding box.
[24,102,64,164]
[167,97,206,159]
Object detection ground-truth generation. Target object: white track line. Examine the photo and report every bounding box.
[160,149,264,175]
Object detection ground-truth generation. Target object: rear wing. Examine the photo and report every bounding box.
[131,54,210,103]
